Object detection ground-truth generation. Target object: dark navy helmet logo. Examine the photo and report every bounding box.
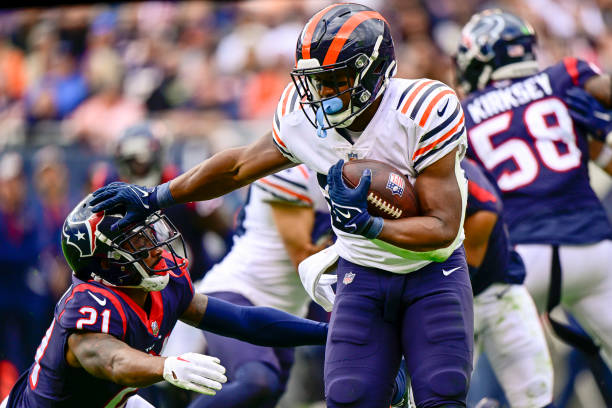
[386,173,405,196]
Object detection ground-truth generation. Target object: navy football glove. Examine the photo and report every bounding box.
[90,181,173,231]
[565,87,612,142]
[327,160,383,239]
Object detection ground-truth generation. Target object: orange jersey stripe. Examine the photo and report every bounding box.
[418,89,455,127]
[322,11,388,66]
[272,128,288,149]
[301,4,341,60]
[296,164,310,179]
[400,80,434,115]
[281,83,295,117]
[259,178,313,204]
[412,114,465,160]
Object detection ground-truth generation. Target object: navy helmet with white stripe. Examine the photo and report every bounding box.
[455,9,537,94]
[291,3,396,130]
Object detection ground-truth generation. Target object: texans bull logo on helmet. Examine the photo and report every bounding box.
[63,206,105,258]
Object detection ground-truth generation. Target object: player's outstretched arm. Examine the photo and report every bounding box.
[67,331,165,387]
[180,293,328,346]
[90,132,294,230]
[564,87,612,175]
[585,74,612,108]
[377,148,464,251]
[66,332,227,393]
[170,132,294,203]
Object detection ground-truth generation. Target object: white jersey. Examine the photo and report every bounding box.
[272,78,468,273]
[198,164,329,317]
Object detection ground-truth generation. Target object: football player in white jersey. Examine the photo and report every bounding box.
[163,165,410,408]
[90,3,473,407]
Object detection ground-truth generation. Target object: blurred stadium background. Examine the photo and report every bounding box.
[1,1,612,407]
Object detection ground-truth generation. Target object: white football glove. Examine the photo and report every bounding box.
[163,352,227,395]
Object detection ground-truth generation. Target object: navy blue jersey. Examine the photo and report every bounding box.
[6,255,194,408]
[464,58,612,245]
[462,159,525,296]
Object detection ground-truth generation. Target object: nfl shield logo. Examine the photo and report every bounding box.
[347,152,359,161]
[343,272,356,285]
[386,173,405,196]
[151,321,159,336]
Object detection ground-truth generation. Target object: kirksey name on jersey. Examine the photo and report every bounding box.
[272,78,468,273]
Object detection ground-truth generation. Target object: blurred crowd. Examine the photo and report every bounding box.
[1,0,612,405]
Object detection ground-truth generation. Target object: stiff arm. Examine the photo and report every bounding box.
[169,132,294,203]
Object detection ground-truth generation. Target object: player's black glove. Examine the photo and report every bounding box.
[327,160,383,239]
[565,87,612,143]
[90,181,174,231]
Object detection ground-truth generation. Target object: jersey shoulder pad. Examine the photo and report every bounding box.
[548,57,602,89]
[254,164,314,206]
[57,283,127,339]
[396,79,465,172]
[272,82,302,162]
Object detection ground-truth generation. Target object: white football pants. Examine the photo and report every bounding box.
[517,240,612,369]
[474,283,553,408]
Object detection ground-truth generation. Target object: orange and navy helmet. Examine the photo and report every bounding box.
[291,3,396,130]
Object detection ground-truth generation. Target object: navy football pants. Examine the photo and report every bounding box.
[325,247,474,408]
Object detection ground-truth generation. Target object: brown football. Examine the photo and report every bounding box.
[342,159,419,219]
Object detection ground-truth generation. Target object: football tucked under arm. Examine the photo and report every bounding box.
[341,159,420,219]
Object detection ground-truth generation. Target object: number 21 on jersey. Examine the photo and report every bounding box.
[469,97,581,191]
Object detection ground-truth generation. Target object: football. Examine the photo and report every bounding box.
[342,159,419,219]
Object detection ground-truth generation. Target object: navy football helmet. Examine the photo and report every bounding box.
[61,194,186,291]
[291,3,396,130]
[455,9,538,94]
[115,122,163,187]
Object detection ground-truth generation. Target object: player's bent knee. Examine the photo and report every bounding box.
[412,358,471,407]
[234,362,282,400]
[326,376,367,406]
[429,367,469,398]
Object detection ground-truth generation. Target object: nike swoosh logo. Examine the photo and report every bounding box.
[129,186,150,209]
[88,291,107,306]
[437,99,450,117]
[132,185,150,197]
[335,209,352,219]
[442,266,460,276]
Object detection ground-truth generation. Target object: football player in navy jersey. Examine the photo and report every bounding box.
[456,9,612,371]
[461,159,553,408]
[0,195,328,408]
